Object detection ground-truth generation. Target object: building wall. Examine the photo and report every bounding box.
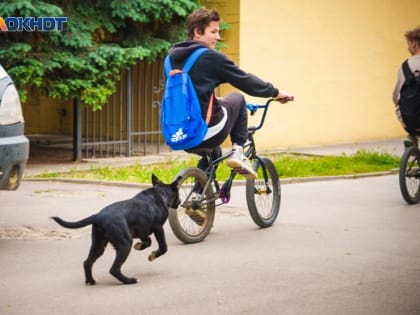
[204,0,240,97]
[239,0,420,150]
[23,88,73,135]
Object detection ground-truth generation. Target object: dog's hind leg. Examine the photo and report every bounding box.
[110,241,137,284]
[84,233,108,285]
[149,226,168,262]
[133,236,152,251]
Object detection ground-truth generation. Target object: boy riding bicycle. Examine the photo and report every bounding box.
[165,8,293,179]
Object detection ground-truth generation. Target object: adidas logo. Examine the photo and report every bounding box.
[171,128,188,143]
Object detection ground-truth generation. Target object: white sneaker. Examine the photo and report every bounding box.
[226,144,257,179]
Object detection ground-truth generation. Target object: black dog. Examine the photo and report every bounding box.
[51,174,181,285]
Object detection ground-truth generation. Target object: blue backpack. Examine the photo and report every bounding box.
[161,48,213,150]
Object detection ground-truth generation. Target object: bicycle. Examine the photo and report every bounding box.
[168,97,291,244]
[399,136,420,204]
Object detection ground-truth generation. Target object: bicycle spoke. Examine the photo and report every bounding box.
[168,168,216,243]
[246,157,281,227]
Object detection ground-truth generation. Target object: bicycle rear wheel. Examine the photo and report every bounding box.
[168,167,216,244]
[246,157,281,227]
[399,146,420,204]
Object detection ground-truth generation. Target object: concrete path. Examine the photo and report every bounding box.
[1,174,419,315]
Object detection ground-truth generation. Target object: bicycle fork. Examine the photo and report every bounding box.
[253,156,273,195]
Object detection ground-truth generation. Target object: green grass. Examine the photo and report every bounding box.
[32,149,400,184]
[273,150,400,178]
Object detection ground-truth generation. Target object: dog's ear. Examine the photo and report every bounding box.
[152,174,162,186]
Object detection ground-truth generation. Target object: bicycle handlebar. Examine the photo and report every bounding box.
[246,96,293,132]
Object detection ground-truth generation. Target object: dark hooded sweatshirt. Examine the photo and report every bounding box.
[167,40,279,128]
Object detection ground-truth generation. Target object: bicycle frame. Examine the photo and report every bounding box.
[193,98,278,205]
[169,97,285,243]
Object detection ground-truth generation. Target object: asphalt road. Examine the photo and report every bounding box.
[1,175,420,315]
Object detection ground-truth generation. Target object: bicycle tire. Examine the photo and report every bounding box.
[246,157,281,227]
[168,167,216,244]
[399,146,420,204]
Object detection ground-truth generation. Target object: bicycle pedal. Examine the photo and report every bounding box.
[185,209,207,226]
[219,187,230,203]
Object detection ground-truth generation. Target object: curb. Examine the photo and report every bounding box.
[280,170,398,184]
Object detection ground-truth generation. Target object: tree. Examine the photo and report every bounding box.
[0,0,199,110]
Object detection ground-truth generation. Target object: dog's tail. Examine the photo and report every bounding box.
[50,215,95,229]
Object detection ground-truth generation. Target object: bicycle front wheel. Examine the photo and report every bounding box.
[399,146,420,204]
[168,167,216,244]
[246,157,281,227]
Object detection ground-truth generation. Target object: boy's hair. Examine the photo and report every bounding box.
[187,8,220,39]
[405,26,420,46]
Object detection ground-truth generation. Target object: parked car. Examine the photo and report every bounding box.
[0,65,29,190]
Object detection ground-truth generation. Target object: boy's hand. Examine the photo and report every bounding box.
[276,91,294,103]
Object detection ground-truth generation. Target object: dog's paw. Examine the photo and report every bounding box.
[85,279,96,286]
[148,252,156,262]
[124,278,138,285]
[133,242,143,250]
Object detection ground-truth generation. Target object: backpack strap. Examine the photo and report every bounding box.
[402,60,414,79]
[206,94,214,124]
[164,55,172,78]
[183,47,208,73]
[183,47,213,124]
[163,47,208,77]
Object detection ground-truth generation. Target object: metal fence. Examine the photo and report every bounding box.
[81,60,171,158]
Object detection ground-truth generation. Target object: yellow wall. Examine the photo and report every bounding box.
[239,0,420,150]
[204,0,240,96]
[23,88,73,135]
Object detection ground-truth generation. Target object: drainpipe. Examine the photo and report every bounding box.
[126,68,132,157]
[73,96,82,161]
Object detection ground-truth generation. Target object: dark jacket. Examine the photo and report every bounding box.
[167,40,279,127]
